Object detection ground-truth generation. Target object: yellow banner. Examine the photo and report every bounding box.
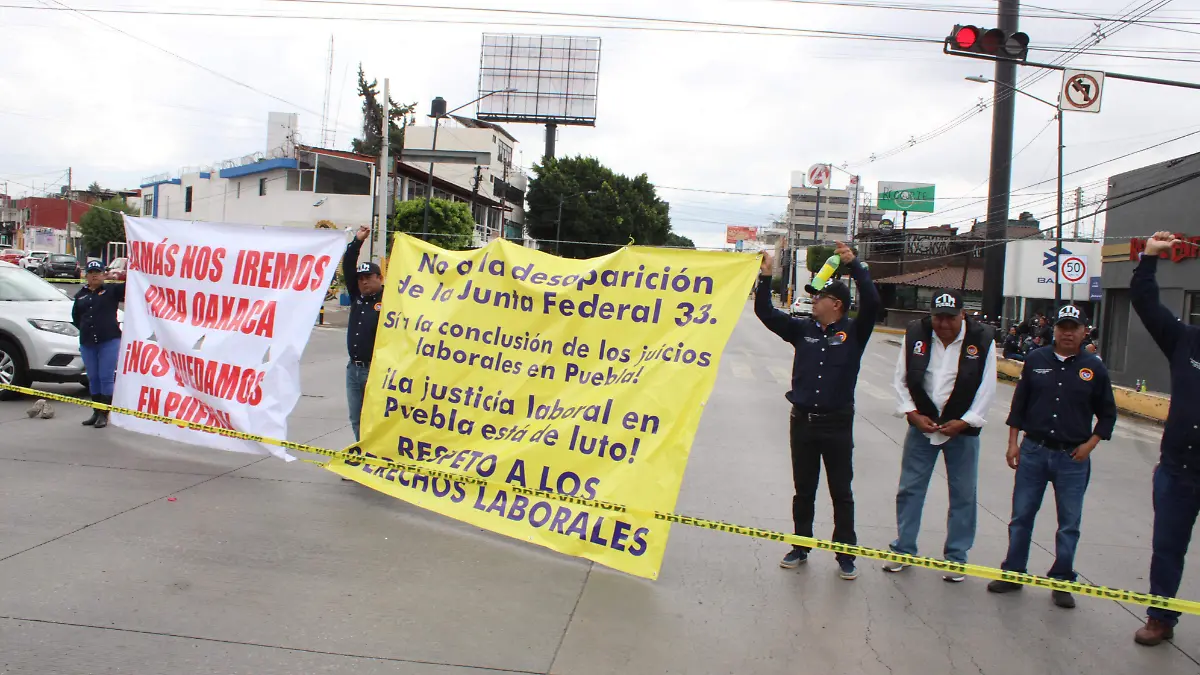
[326,235,759,578]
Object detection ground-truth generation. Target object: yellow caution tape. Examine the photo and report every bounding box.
[5,382,1197,616]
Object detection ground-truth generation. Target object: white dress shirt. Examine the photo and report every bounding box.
[893,321,998,446]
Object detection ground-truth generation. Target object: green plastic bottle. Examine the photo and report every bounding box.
[810,254,841,290]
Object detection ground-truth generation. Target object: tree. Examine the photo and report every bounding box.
[78,197,136,257]
[665,232,695,249]
[388,198,474,255]
[526,156,681,259]
[87,181,102,197]
[350,64,415,157]
[806,245,838,275]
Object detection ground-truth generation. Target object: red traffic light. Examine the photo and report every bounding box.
[946,24,1029,62]
[953,25,979,50]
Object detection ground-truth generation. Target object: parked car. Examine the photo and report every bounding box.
[0,249,26,265]
[0,261,88,398]
[39,253,81,279]
[106,257,128,281]
[790,294,814,317]
[20,251,50,272]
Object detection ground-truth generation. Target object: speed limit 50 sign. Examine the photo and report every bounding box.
[1061,255,1088,283]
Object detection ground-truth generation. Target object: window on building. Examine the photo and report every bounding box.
[794,209,816,218]
[143,195,153,216]
[827,210,849,219]
[828,196,850,205]
[286,169,315,191]
[407,182,427,201]
[184,186,193,213]
[236,181,241,198]
[259,178,267,196]
[1188,292,1200,326]
[314,155,371,195]
[497,140,513,168]
[1104,289,1130,372]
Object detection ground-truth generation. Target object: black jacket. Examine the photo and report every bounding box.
[72,283,125,345]
[1131,254,1200,477]
[754,259,880,410]
[342,238,383,363]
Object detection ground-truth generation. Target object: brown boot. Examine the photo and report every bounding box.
[1134,618,1175,646]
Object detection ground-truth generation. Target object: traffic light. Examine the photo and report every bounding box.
[945,25,1030,62]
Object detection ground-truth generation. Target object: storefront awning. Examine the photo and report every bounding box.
[872,265,983,292]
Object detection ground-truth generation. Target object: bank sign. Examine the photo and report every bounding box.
[1003,240,1102,300]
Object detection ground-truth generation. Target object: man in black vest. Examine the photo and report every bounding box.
[755,242,880,581]
[987,304,1116,608]
[1131,231,1200,646]
[886,290,996,581]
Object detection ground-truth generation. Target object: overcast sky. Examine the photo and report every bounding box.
[2,0,1199,250]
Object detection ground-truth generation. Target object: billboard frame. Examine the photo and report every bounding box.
[476,34,601,127]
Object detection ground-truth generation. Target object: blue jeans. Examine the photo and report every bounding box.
[890,427,980,563]
[1148,465,1200,626]
[1001,438,1091,581]
[345,362,370,442]
[80,338,120,396]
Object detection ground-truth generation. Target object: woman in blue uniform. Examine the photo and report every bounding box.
[72,260,124,428]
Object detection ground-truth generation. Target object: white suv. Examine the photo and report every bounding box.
[0,261,90,398]
[20,251,50,271]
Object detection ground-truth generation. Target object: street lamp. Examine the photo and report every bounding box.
[967,75,1065,308]
[555,189,597,255]
[421,87,518,235]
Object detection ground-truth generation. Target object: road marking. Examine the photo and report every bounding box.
[731,362,753,380]
[768,365,791,385]
[857,380,893,401]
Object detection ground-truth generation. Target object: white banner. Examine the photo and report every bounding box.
[111,216,344,459]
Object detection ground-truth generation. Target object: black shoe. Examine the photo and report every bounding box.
[1052,591,1076,609]
[780,548,808,569]
[93,395,110,429]
[81,394,102,426]
[987,580,1023,594]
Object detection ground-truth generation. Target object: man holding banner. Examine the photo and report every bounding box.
[756,242,879,580]
[342,226,384,442]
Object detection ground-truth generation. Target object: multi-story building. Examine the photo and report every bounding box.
[786,184,884,246]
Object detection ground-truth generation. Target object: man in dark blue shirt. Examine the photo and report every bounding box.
[343,226,383,442]
[755,241,880,580]
[1131,231,1200,646]
[988,304,1117,609]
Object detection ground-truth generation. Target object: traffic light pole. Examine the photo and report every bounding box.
[1055,107,1064,309]
[945,47,1200,92]
[981,0,1019,322]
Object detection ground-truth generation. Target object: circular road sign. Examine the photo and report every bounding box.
[807,164,831,187]
[1064,73,1101,110]
[1061,256,1087,283]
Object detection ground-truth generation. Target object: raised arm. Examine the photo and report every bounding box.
[1131,232,1187,357]
[753,252,799,343]
[342,227,368,300]
[838,241,879,345]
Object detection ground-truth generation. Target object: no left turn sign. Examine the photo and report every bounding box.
[1063,69,1104,113]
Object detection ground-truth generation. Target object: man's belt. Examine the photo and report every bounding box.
[350,359,371,368]
[792,405,853,423]
[1025,434,1080,452]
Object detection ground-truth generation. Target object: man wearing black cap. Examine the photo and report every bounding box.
[886,290,996,581]
[988,303,1116,608]
[343,226,384,442]
[755,241,880,581]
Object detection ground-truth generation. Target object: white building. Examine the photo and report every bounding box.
[401,115,531,247]
[141,112,531,249]
[786,184,885,246]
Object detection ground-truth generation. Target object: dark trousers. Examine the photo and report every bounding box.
[1148,464,1200,626]
[790,406,856,562]
[1000,438,1090,581]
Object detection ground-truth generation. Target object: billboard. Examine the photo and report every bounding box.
[1002,240,1101,300]
[877,182,935,213]
[477,34,601,126]
[726,225,757,244]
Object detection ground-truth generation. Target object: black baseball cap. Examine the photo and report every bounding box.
[85,260,105,273]
[1055,304,1088,326]
[804,279,851,308]
[356,261,382,276]
[930,289,964,316]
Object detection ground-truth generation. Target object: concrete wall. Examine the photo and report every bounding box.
[1100,151,1200,392]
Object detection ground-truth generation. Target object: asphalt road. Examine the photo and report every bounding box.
[1,302,1196,675]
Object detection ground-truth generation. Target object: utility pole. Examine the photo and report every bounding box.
[374,78,390,264]
[981,0,1019,320]
[66,167,72,256]
[1073,186,1082,241]
[898,210,908,274]
[469,166,482,240]
[1053,106,1064,310]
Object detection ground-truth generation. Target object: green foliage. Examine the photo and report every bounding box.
[388,198,475,255]
[806,245,838,274]
[665,232,695,249]
[78,197,136,257]
[350,64,415,157]
[526,156,679,259]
